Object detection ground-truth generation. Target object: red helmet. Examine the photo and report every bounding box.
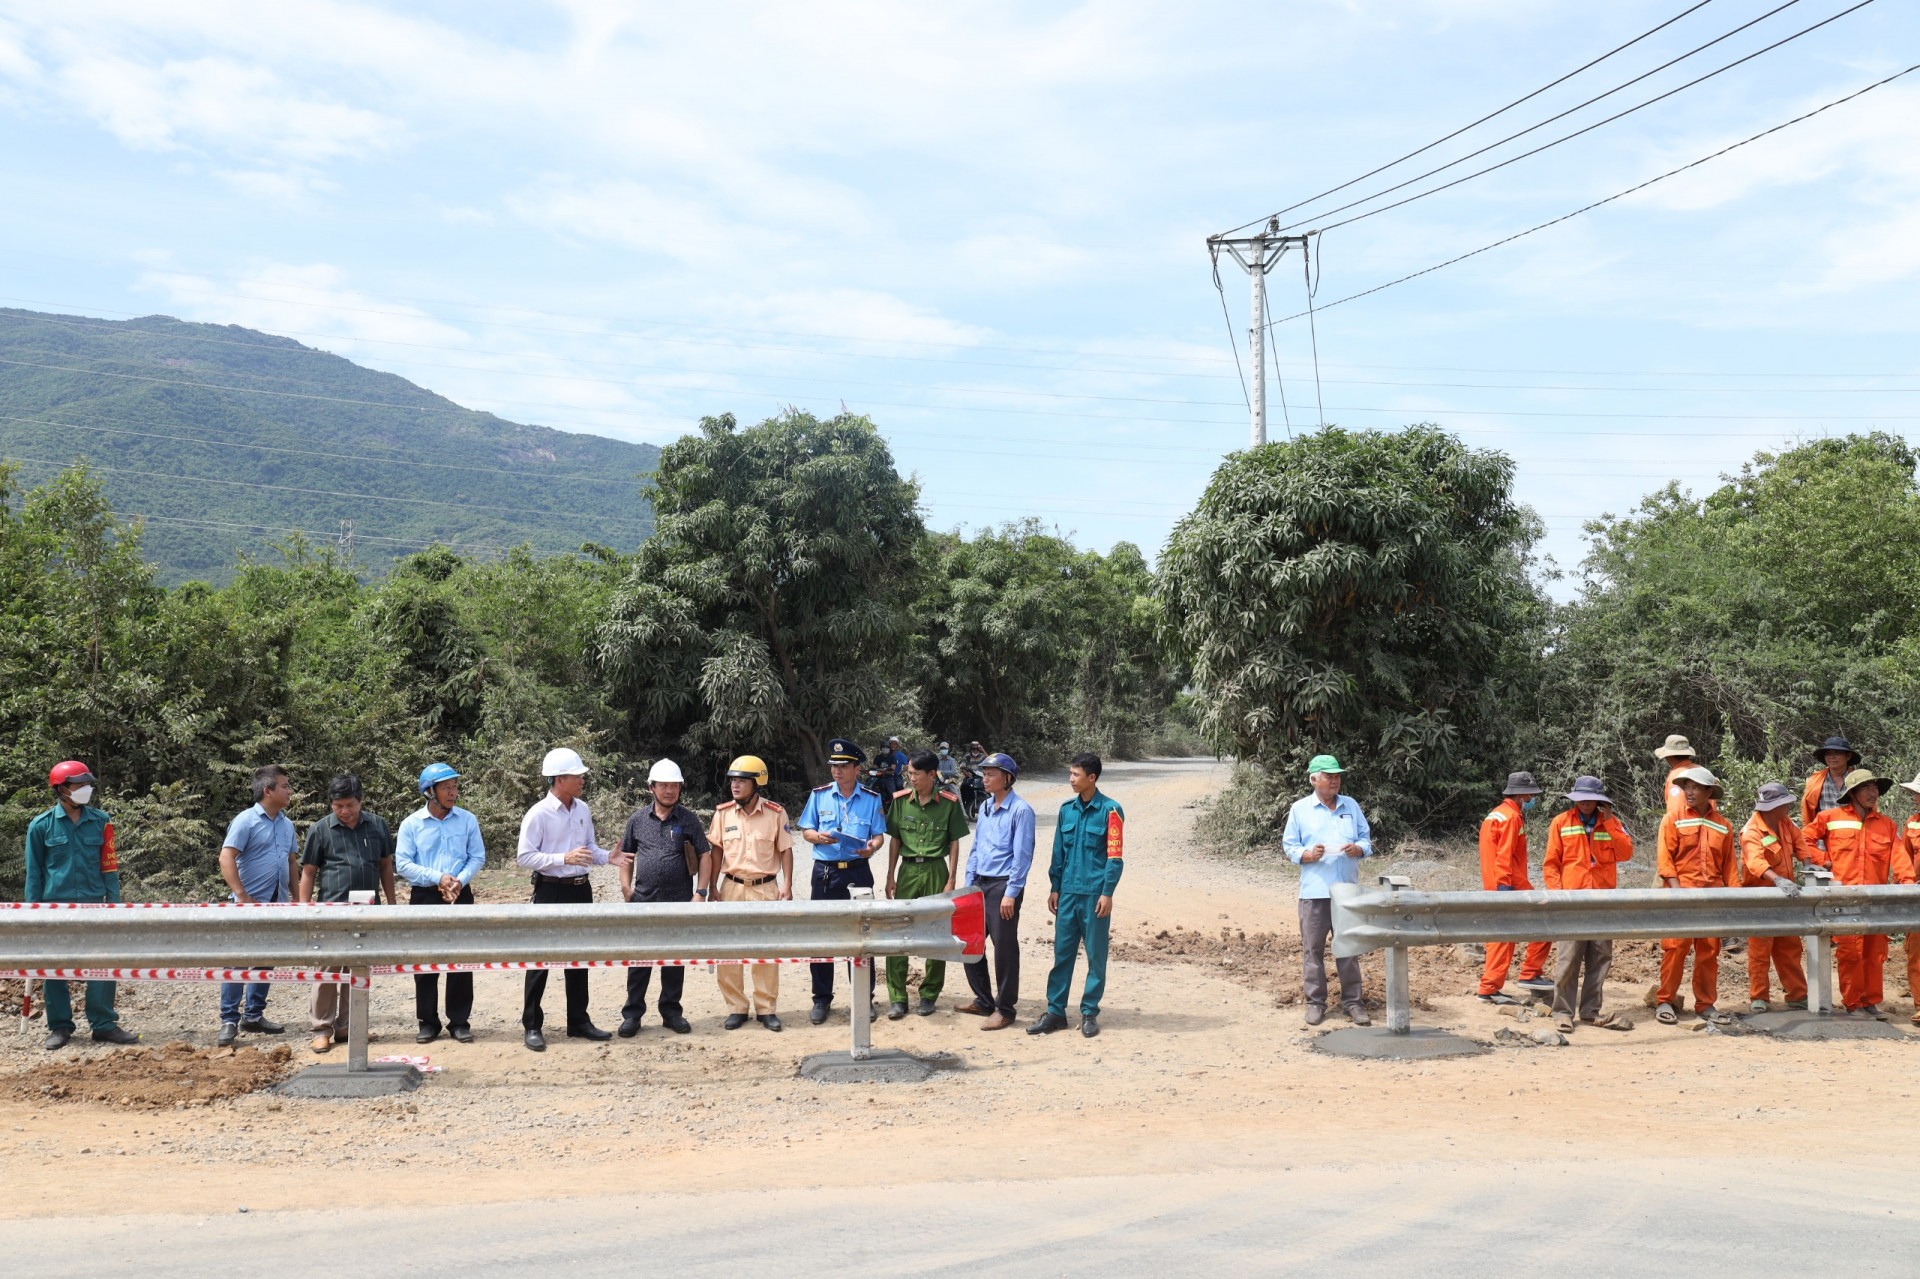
[48,760,96,789]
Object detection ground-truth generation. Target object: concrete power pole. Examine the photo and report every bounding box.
[1208,218,1310,448]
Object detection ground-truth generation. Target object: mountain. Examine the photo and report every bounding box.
[0,307,658,584]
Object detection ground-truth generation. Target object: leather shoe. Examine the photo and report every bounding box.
[43,1029,71,1051]
[449,1026,474,1043]
[239,1018,284,1035]
[567,1022,613,1041]
[982,1011,1014,1030]
[758,1013,783,1032]
[1303,1005,1326,1026]
[809,1001,830,1026]
[661,1013,691,1034]
[1344,1004,1372,1027]
[723,1013,749,1030]
[91,1026,139,1045]
[887,1002,909,1020]
[1080,1016,1100,1038]
[216,1022,239,1047]
[416,1025,442,1045]
[1026,1012,1069,1035]
[311,1034,334,1054]
[915,998,937,1017]
[617,1018,641,1038]
[955,1000,993,1016]
[523,1029,547,1051]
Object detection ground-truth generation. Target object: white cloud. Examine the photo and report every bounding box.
[136,262,472,352]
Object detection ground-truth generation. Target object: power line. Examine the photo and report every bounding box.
[1312,0,1879,235]
[124,513,527,555]
[1269,62,1920,325]
[1218,0,1722,236]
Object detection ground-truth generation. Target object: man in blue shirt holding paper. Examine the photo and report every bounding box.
[1283,753,1374,1028]
[396,762,487,1044]
[797,738,888,1025]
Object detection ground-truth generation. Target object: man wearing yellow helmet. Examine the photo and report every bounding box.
[704,754,794,1031]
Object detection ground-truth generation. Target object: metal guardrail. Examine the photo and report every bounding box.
[3,890,986,1069]
[1331,870,1918,1033]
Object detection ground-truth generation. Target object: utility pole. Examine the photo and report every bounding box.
[1208,219,1311,447]
[338,518,354,561]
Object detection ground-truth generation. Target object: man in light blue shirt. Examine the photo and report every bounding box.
[1282,753,1374,1028]
[216,764,298,1045]
[797,739,888,1025]
[396,762,488,1043]
[959,753,1034,1028]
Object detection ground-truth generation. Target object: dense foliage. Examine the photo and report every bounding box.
[1159,426,1544,834]
[0,411,1188,899]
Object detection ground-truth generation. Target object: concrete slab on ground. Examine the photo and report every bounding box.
[276,1062,422,1097]
[1311,1026,1487,1060]
[1743,1011,1909,1041]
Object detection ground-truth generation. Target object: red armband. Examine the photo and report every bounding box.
[100,822,118,873]
[1105,811,1123,858]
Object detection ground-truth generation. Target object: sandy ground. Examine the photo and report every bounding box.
[5,757,1920,1274]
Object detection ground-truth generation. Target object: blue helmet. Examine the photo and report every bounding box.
[418,762,461,795]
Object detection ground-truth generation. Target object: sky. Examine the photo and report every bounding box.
[0,0,1916,593]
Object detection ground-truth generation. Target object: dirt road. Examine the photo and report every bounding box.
[4,757,1919,1274]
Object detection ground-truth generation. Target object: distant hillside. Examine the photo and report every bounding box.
[0,308,658,583]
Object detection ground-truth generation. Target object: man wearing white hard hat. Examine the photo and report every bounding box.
[614,758,710,1037]
[516,747,633,1051]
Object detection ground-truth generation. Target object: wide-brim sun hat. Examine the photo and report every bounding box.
[1502,771,1543,796]
[1652,734,1697,761]
[1753,781,1797,812]
[1899,771,1920,798]
[1840,768,1895,801]
[1812,736,1861,769]
[1563,775,1612,805]
[1670,765,1722,800]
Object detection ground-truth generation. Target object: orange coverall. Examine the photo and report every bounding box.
[1801,769,1840,828]
[1663,762,1693,819]
[1739,811,1807,1004]
[1543,809,1634,891]
[1904,816,1920,1007]
[1656,802,1737,1009]
[1478,796,1550,995]
[1803,805,1916,1011]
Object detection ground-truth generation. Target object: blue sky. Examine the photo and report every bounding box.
[1,1,1915,592]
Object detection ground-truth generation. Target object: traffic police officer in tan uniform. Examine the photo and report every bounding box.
[704,754,794,1030]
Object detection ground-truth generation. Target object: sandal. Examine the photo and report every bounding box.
[1555,1017,1575,1034]
[1750,1000,1769,1014]
[1586,1012,1634,1031]
[1655,1003,1677,1025]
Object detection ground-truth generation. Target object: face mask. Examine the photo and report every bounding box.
[69,786,94,805]
[1521,796,1537,812]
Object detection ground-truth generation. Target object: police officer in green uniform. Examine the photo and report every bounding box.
[884,750,970,1018]
[1029,752,1124,1040]
[24,761,140,1050]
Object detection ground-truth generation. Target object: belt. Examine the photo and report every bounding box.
[533,873,589,884]
[821,859,862,870]
[724,872,778,886]
[902,856,949,864]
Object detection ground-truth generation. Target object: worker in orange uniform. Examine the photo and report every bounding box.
[1899,771,1920,1026]
[1542,775,1635,1034]
[1476,772,1553,1003]
[1804,768,1914,1020]
[1802,736,1860,828]
[1739,782,1810,1014]
[1654,766,1737,1026]
[1653,734,1699,818]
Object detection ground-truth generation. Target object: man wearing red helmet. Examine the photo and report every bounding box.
[25,761,140,1050]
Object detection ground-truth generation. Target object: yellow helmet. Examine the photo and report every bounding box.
[725,755,769,786]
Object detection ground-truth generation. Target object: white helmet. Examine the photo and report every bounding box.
[647,758,685,785]
[541,747,590,777]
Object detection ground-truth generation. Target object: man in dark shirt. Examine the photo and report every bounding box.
[297,773,396,1054]
[617,758,711,1036]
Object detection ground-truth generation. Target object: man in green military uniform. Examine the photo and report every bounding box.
[25,760,140,1050]
[1029,752,1124,1040]
[885,750,970,1018]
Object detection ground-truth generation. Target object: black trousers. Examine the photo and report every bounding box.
[623,876,694,1019]
[964,875,1022,1016]
[409,883,475,1032]
[810,858,875,1002]
[523,876,594,1031]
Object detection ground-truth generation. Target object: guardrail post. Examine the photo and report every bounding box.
[346,967,370,1072]
[1380,875,1412,1034]
[1804,867,1833,1016]
[850,958,873,1060]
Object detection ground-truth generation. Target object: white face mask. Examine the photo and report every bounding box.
[68,785,94,805]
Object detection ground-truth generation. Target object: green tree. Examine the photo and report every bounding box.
[1159,425,1542,830]
[596,411,923,782]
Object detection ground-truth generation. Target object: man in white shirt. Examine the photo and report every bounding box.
[516,747,632,1052]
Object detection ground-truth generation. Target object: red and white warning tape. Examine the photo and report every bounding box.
[0,967,369,987]
[374,957,866,974]
[0,901,344,909]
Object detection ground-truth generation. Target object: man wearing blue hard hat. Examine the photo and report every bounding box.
[956,752,1033,1029]
[395,762,487,1044]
